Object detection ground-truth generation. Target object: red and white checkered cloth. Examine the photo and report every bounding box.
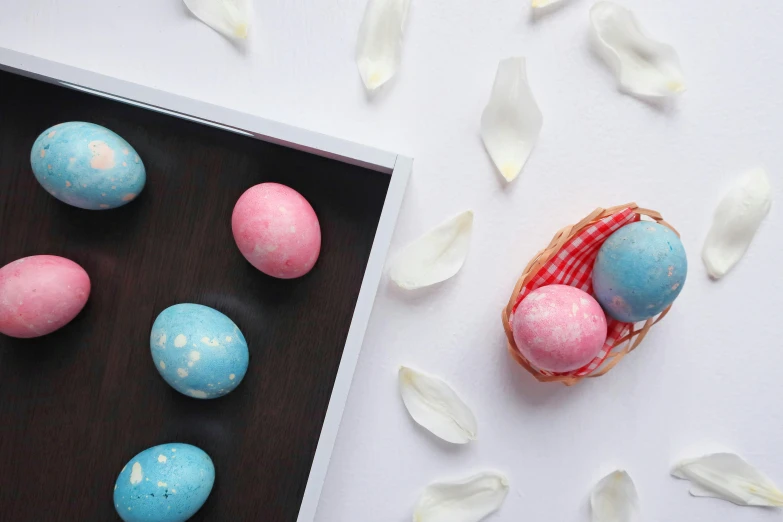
[510,207,640,376]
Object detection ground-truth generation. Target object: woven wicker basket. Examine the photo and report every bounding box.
[501,203,679,386]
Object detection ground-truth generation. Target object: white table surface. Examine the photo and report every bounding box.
[2,1,783,520]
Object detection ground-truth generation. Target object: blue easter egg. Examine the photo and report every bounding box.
[30,122,146,210]
[113,443,214,522]
[151,304,249,399]
[592,221,687,323]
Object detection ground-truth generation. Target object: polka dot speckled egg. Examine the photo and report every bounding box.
[151,304,249,399]
[30,122,145,210]
[593,221,687,323]
[232,183,321,279]
[113,443,214,522]
[0,255,90,338]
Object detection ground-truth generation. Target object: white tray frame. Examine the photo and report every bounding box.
[0,47,411,522]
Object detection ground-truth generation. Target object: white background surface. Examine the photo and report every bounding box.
[2,1,783,520]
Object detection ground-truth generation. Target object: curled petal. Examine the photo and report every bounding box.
[672,453,783,506]
[591,470,641,522]
[702,168,772,279]
[356,0,411,91]
[590,2,685,98]
[480,57,543,182]
[399,367,477,444]
[183,0,252,40]
[413,472,509,522]
[390,211,473,290]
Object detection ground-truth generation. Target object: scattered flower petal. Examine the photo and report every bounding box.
[399,367,477,444]
[481,57,543,182]
[591,470,641,522]
[183,0,252,40]
[532,0,563,8]
[390,211,473,290]
[702,168,772,279]
[590,2,685,98]
[413,471,509,522]
[356,0,411,91]
[672,453,783,506]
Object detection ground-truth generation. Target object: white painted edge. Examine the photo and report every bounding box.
[0,45,413,522]
[298,155,412,522]
[0,47,398,173]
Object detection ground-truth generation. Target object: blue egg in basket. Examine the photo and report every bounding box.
[593,221,687,323]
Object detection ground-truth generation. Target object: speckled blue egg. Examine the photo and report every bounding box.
[151,304,249,399]
[113,443,214,522]
[593,221,687,323]
[30,122,145,210]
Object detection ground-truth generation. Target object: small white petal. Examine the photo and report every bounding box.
[413,471,509,522]
[590,2,685,98]
[481,57,543,182]
[399,367,477,444]
[183,0,252,40]
[672,453,783,506]
[702,168,772,279]
[591,470,641,522]
[532,0,563,8]
[356,0,411,91]
[390,211,473,290]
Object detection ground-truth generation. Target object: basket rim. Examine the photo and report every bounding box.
[501,203,678,386]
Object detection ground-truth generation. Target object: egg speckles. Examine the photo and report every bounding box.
[593,221,687,323]
[151,304,249,399]
[30,122,145,210]
[232,183,321,279]
[113,443,214,522]
[0,255,90,338]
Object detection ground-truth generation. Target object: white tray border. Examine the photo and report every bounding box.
[0,47,412,522]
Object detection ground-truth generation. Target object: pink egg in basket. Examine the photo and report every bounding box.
[511,284,607,374]
[232,183,321,279]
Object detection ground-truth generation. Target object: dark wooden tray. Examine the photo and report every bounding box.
[0,69,390,521]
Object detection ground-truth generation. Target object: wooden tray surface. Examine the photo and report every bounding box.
[0,70,389,521]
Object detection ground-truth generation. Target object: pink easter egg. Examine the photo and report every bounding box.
[0,255,91,338]
[511,284,607,374]
[231,183,321,279]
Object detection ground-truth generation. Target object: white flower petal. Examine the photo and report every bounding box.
[672,453,783,506]
[591,470,641,522]
[532,0,563,8]
[590,2,685,98]
[390,211,473,290]
[183,0,252,40]
[399,367,477,444]
[702,168,773,280]
[356,0,411,91]
[481,57,543,183]
[413,471,509,522]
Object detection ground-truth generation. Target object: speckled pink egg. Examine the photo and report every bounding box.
[231,183,321,279]
[0,255,91,338]
[511,285,607,373]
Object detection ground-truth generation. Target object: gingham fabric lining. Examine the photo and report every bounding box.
[511,207,640,376]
